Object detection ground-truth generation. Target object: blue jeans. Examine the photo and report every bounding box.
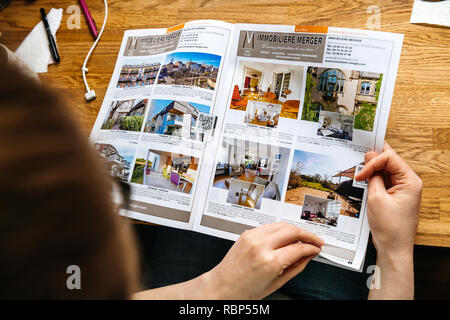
[133,224,377,300]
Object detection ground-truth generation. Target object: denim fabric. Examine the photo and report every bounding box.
[133,224,377,300]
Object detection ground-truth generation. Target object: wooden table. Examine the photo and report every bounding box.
[1,0,449,247]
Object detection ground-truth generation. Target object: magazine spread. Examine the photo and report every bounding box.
[89,21,403,271]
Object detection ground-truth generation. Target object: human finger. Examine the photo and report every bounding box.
[267,224,325,249]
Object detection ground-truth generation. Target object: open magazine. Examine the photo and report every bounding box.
[89,21,403,271]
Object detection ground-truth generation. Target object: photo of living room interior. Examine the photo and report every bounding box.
[301,194,341,227]
[213,137,290,202]
[230,61,304,119]
[317,110,354,141]
[131,149,198,194]
[226,179,265,209]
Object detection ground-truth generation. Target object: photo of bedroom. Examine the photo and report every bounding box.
[285,149,364,218]
[130,149,198,194]
[213,137,290,202]
[301,194,341,227]
[302,67,382,131]
[229,61,304,119]
[226,179,265,209]
[317,110,354,141]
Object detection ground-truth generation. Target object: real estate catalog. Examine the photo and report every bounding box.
[89,21,403,271]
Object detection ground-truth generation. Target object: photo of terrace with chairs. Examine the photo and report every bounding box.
[144,99,210,141]
[229,61,304,119]
[101,99,148,132]
[116,57,162,89]
[302,66,382,131]
[213,137,290,203]
[285,149,364,218]
[157,52,221,90]
[301,194,341,227]
[95,143,135,182]
[130,149,198,194]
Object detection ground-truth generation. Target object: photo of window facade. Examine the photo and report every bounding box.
[230,61,304,119]
[95,143,135,182]
[116,57,162,89]
[285,150,364,218]
[130,149,198,194]
[144,99,211,141]
[302,67,383,131]
[157,52,221,90]
[102,99,148,132]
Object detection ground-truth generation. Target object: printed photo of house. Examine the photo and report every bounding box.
[285,149,364,218]
[116,56,162,89]
[301,194,341,227]
[101,99,148,132]
[144,99,211,141]
[95,143,135,182]
[317,110,354,141]
[157,52,221,90]
[213,137,290,202]
[130,149,198,194]
[302,67,382,131]
[229,61,304,119]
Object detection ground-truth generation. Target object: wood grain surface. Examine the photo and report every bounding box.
[1,0,449,247]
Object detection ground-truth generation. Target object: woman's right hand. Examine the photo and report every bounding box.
[356,142,422,258]
[204,222,324,300]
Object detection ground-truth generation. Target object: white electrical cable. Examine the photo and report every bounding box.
[82,0,108,102]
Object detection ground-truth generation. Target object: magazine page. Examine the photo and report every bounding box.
[89,20,235,230]
[193,24,403,270]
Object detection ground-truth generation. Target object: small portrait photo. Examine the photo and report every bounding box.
[301,194,341,227]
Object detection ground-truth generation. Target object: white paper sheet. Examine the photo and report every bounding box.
[15,8,63,73]
[410,0,450,27]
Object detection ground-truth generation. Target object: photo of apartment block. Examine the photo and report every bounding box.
[302,67,382,131]
[95,143,135,182]
[157,52,221,90]
[301,194,341,227]
[116,57,162,89]
[230,61,304,119]
[213,137,290,202]
[285,149,364,218]
[144,99,211,141]
[102,99,148,132]
[130,149,198,194]
[317,110,354,141]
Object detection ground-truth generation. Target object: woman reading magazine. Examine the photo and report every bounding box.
[0,59,421,300]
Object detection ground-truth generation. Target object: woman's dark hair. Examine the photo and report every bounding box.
[0,61,139,299]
